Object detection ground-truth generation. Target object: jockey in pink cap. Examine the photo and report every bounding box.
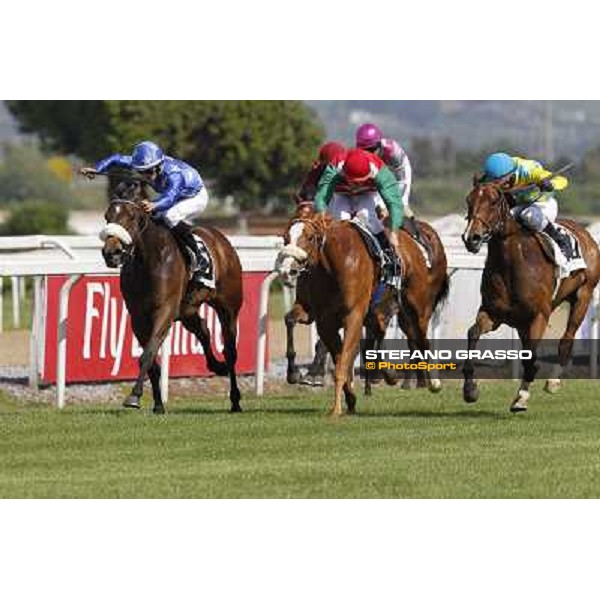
[356,123,429,255]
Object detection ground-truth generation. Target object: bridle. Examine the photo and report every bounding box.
[465,182,513,243]
[279,214,330,277]
[101,199,150,261]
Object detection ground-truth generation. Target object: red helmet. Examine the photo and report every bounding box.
[318,141,346,165]
[343,149,373,183]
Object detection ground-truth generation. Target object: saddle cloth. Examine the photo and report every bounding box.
[414,236,431,269]
[187,233,216,289]
[538,225,586,280]
[347,217,401,290]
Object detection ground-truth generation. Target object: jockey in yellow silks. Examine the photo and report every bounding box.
[482,152,572,259]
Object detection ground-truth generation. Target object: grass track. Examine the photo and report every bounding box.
[1,381,600,498]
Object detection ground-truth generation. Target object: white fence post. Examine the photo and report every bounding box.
[0,277,3,334]
[591,287,600,379]
[11,276,20,328]
[57,275,82,408]
[255,271,279,397]
[28,276,43,389]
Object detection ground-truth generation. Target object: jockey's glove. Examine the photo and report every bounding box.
[538,179,554,193]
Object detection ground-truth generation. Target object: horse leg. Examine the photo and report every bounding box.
[316,316,352,416]
[305,338,328,387]
[125,312,173,410]
[181,314,229,376]
[215,305,242,413]
[511,313,548,413]
[402,299,439,392]
[545,286,592,394]
[284,309,302,385]
[148,360,165,414]
[332,309,364,416]
[462,310,498,403]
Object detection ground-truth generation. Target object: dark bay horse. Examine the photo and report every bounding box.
[462,180,600,412]
[276,206,449,415]
[100,181,243,413]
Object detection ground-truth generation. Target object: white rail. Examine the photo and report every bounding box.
[1,234,282,407]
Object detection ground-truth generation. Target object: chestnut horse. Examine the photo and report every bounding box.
[462,180,600,412]
[276,205,449,415]
[100,181,243,413]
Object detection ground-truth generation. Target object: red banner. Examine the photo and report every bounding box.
[42,273,268,383]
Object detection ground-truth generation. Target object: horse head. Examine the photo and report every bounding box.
[462,177,512,253]
[100,199,148,268]
[276,203,329,287]
[110,179,150,203]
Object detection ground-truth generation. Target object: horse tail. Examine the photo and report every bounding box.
[434,272,451,311]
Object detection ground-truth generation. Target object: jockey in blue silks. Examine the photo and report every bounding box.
[81,141,209,281]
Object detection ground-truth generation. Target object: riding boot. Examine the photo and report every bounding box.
[543,222,573,260]
[171,221,209,282]
[375,231,400,287]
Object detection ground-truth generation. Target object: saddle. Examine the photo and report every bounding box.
[536,225,586,280]
[190,233,215,288]
[347,217,401,289]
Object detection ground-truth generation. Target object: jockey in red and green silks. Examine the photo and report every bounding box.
[297,142,347,204]
[314,148,404,278]
[482,152,573,259]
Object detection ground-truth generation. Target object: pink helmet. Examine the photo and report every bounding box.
[356,123,383,149]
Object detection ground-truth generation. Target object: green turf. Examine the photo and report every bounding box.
[1,380,600,498]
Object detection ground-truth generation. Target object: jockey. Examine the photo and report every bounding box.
[314,147,404,285]
[297,141,347,203]
[81,141,210,282]
[355,123,422,242]
[482,152,573,259]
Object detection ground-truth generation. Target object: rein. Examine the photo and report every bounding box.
[101,199,151,261]
[467,183,513,241]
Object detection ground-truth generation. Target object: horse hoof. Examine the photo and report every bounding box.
[287,370,301,385]
[123,396,141,409]
[428,378,442,394]
[544,379,561,394]
[510,390,529,413]
[153,405,165,415]
[400,378,414,390]
[230,404,242,413]
[311,375,325,387]
[463,381,480,403]
[345,398,357,414]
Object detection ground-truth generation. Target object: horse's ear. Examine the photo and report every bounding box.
[473,172,483,187]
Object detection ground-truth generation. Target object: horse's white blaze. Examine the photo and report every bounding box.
[289,221,305,246]
[100,223,132,246]
[463,218,473,240]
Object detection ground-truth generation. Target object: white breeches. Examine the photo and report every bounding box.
[161,187,209,228]
[511,197,558,232]
[328,192,384,234]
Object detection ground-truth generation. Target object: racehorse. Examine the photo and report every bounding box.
[278,202,329,387]
[276,205,449,416]
[462,178,600,412]
[100,180,244,413]
[364,217,449,395]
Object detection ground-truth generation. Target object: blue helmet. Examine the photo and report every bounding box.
[483,153,516,180]
[131,141,164,171]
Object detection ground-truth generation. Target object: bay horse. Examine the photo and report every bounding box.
[276,205,449,416]
[462,179,600,412]
[100,180,243,413]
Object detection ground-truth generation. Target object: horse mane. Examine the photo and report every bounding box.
[109,178,150,204]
